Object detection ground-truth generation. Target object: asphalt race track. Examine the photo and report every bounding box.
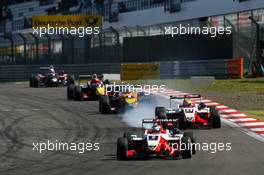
[0,84,263,175]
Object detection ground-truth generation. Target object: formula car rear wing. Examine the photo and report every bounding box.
[78,74,104,79]
[78,74,104,84]
[142,119,178,123]
[39,67,50,70]
[169,94,201,108]
[141,119,179,134]
[170,94,201,99]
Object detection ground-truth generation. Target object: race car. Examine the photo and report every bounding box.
[29,66,74,87]
[99,85,155,114]
[117,119,196,160]
[155,95,221,129]
[67,74,108,101]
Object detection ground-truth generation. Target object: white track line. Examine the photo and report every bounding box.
[221,113,248,117]
[238,122,264,127]
[249,128,264,132]
[205,102,219,106]
[218,109,237,113]
[216,105,229,109]
[228,118,258,122]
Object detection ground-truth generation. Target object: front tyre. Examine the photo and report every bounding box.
[210,107,221,128]
[67,84,75,100]
[100,95,110,114]
[117,137,128,160]
[73,86,82,101]
[181,136,192,159]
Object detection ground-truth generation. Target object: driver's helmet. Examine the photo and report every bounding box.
[103,79,110,85]
[183,98,192,107]
[152,124,161,132]
[92,73,97,79]
[91,74,100,84]
[198,103,206,109]
[58,70,64,75]
[171,128,180,135]
[48,65,55,75]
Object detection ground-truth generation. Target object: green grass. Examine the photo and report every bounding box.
[242,111,264,122]
[0,80,27,84]
[118,78,264,93]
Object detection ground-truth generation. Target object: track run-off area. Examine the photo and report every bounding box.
[0,84,263,175]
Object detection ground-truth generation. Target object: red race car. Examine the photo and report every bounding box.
[29,66,74,87]
[117,119,196,160]
[67,74,108,101]
[155,95,221,129]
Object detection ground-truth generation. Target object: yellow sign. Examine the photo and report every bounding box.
[121,63,160,80]
[32,15,102,28]
[0,46,20,54]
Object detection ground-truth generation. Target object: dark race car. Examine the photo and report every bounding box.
[155,95,221,129]
[99,85,155,114]
[117,119,196,160]
[29,67,74,88]
[67,74,108,101]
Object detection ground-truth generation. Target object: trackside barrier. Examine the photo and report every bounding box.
[121,63,160,80]
[0,59,244,81]
[226,58,244,79]
[0,64,121,81]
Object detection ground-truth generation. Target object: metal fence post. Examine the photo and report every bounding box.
[30,33,39,63]
[249,16,263,76]
[59,34,65,64]
[45,33,51,63]
[18,33,27,64]
[4,33,14,64]
[69,34,74,64]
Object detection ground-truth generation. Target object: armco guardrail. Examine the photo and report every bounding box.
[160,60,227,79]
[0,64,121,81]
[0,59,243,81]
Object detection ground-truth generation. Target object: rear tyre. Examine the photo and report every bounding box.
[73,86,82,101]
[99,96,102,112]
[179,114,187,130]
[181,136,192,159]
[33,76,40,88]
[100,95,110,114]
[210,107,221,128]
[117,137,128,160]
[155,106,167,119]
[67,84,75,100]
[67,74,75,85]
[29,75,34,87]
